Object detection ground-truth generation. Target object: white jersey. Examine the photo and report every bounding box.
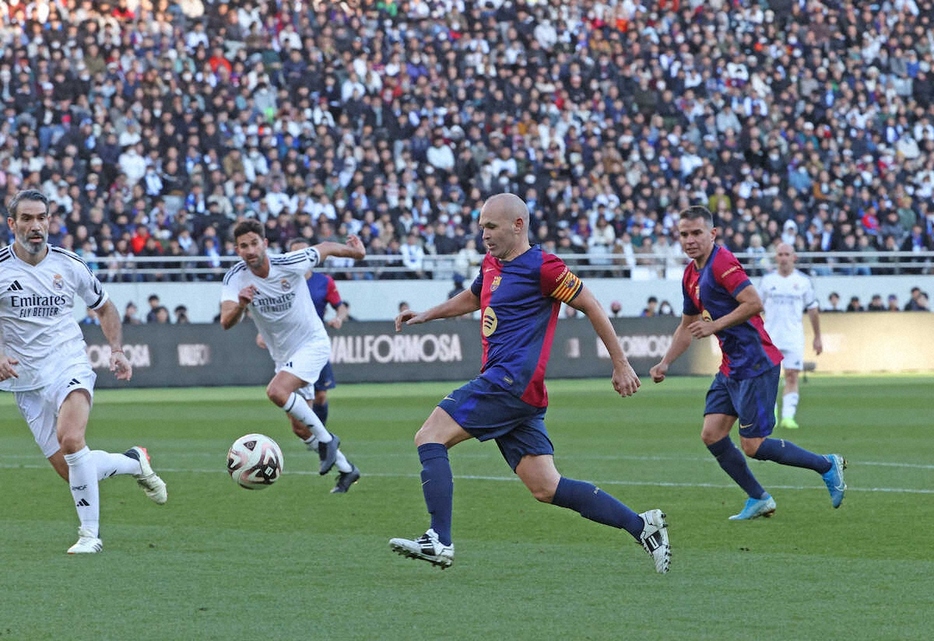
[0,245,108,391]
[759,268,818,350]
[221,247,327,364]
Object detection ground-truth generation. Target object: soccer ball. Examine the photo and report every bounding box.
[226,433,284,490]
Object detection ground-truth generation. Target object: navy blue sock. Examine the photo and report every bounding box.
[417,443,453,546]
[551,477,644,539]
[312,402,329,426]
[753,438,832,473]
[707,436,768,499]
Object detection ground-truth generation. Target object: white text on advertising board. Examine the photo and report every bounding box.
[596,335,673,359]
[178,343,211,367]
[86,344,152,368]
[330,334,462,364]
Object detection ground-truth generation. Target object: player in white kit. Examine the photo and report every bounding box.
[758,243,823,429]
[0,190,167,554]
[220,220,363,492]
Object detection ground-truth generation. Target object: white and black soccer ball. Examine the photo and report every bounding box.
[226,433,284,490]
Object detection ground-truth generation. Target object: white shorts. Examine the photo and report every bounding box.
[776,344,804,372]
[275,341,329,401]
[14,362,97,458]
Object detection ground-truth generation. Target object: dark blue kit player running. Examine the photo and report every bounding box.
[389,193,671,573]
[650,206,846,520]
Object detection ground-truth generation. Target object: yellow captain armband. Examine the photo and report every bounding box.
[551,270,583,303]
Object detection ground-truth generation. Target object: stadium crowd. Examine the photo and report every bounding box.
[2,0,934,284]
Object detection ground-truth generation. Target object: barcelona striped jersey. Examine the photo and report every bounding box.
[682,244,782,379]
[470,245,583,407]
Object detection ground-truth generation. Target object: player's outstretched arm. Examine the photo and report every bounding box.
[97,300,132,381]
[395,289,480,331]
[314,235,366,262]
[570,286,640,397]
[650,313,698,383]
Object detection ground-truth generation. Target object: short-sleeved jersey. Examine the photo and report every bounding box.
[470,245,583,407]
[306,272,342,321]
[682,244,782,379]
[758,269,818,350]
[221,248,327,364]
[0,245,108,391]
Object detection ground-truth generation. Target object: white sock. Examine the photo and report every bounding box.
[334,450,352,473]
[782,392,800,419]
[64,447,100,537]
[283,393,331,442]
[91,450,142,481]
[303,435,351,472]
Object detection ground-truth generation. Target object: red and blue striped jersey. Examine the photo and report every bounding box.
[682,244,782,379]
[306,272,343,321]
[470,246,583,407]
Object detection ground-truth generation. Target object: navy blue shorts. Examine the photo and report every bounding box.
[704,363,780,438]
[313,361,336,392]
[438,377,553,471]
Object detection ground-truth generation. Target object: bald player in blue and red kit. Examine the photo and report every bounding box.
[650,206,846,520]
[388,193,670,574]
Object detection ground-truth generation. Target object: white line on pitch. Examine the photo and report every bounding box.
[1,463,931,494]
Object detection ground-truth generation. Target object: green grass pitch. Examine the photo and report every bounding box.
[1,376,932,640]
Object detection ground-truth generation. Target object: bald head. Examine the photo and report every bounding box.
[775,242,796,275]
[478,193,531,261]
[483,193,529,225]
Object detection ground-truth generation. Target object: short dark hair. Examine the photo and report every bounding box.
[7,189,49,220]
[680,205,714,227]
[233,219,265,240]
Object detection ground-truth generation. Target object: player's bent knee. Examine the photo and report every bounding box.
[57,433,85,455]
[266,384,289,407]
[740,439,762,457]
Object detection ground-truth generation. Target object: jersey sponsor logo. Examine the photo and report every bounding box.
[52,274,64,290]
[6,280,23,291]
[481,307,498,337]
[8,292,68,318]
[490,276,501,292]
[252,290,297,313]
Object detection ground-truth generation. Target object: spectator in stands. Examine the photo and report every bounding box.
[825,292,844,313]
[0,0,932,287]
[867,295,887,312]
[641,297,659,318]
[887,295,901,312]
[174,305,190,324]
[80,307,100,326]
[846,296,865,313]
[123,302,141,325]
[145,295,161,323]
[152,306,170,324]
[904,287,930,311]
